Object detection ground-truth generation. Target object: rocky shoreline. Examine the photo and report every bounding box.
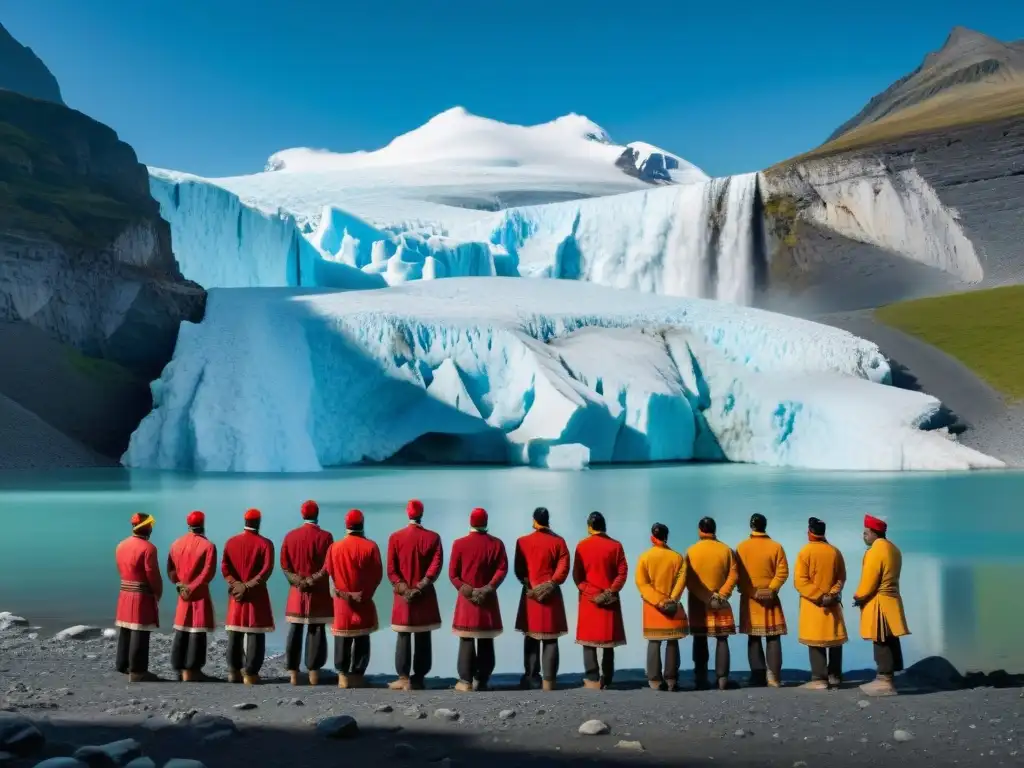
[1,616,1021,768]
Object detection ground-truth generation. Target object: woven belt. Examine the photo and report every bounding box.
[120,580,153,594]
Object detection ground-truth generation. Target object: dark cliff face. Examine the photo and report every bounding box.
[0,22,64,105]
[0,89,206,460]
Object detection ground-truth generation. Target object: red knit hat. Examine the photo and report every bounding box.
[244,508,261,523]
[864,514,887,534]
[345,509,364,530]
[407,499,424,520]
[469,507,488,530]
[186,510,205,528]
[301,500,319,520]
[131,512,154,532]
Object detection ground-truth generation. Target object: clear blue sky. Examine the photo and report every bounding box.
[5,1,1023,178]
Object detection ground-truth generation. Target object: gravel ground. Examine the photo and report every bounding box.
[1,621,1021,768]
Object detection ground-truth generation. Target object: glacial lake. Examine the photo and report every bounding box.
[1,465,1022,677]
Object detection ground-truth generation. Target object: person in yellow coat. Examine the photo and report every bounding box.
[736,513,789,688]
[853,514,910,697]
[793,517,848,690]
[635,523,688,691]
[685,517,738,690]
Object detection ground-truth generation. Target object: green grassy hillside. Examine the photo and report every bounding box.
[874,285,1024,400]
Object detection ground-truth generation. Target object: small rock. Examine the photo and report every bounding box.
[0,713,45,756]
[403,706,426,720]
[162,761,208,768]
[276,698,304,707]
[857,700,870,709]
[434,709,460,722]
[793,763,807,768]
[233,703,257,711]
[29,760,86,768]
[498,709,516,721]
[893,729,914,743]
[124,759,156,768]
[166,709,197,724]
[27,632,39,640]
[375,704,393,713]
[54,626,102,641]
[393,743,415,758]
[316,715,359,739]
[73,738,143,766]
[0,613,28,632]
[102,629,118,640]
[615,740,643,751]
[578,720,610,736]
[734,729,747,738]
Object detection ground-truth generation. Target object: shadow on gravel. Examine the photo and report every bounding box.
[23,718,708,768]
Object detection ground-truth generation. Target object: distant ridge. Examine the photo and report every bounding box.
[0,22,64,104]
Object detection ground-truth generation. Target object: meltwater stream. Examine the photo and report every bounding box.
[1,464,1021,676]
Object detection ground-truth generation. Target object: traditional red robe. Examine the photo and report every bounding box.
[449,531,508,639]
[387,523,444,632]
[166,532,217,632]
[115,535,163,631]
[514,528,570,639]
[326,533,383,637]
[572,533,628,648]
[221,530,275,633]
[280,522,334,625]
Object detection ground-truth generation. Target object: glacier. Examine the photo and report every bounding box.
[123,278,1002,473]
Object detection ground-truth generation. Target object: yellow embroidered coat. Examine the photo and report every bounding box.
[685,536,738,637]
[793,539,848,647]
[635,543,688,640]
[853,538,910,641]
[736,532,789,637]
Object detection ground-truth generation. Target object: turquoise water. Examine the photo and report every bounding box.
[1,465,1022,675]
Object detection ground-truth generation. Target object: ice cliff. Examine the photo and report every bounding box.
[123,278,1002,473]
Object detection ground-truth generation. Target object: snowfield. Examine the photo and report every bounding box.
[123,278,1003,473]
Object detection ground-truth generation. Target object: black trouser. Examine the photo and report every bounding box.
[524,636,560,682]
[693,635,731,681]
[115,628,150,675]
[395,631,433,680]
[226,631,266,675]
[646,639,680,684]
[582,646,615,683]
[457,638,495,685]
[808,645,843,681]
[747,636,782,683]
[285,623,328,671]
[335,635,371,675]
[874,636,904,676]
[170,631,208,671]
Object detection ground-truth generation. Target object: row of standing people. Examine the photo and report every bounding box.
[114,502,909,696]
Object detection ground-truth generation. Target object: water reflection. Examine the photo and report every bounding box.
[0,466,1021,674]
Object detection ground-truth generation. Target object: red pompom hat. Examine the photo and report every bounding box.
[244,508,261,525]
[345,509,364,530]
[301,500,319,520]
[469,507,488,530]
[186,510,205,528]
[864,514,887,534]
[131,512,155,532]
[407,499,424,520]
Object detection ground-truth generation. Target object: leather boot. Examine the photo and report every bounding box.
[308,670,320,686]
[717,677,730,691]
[766,671,781,688]
[347,673,366,689]
[227,669,242,684]
[665,679,678,692]
[693,667,710,690]
[410,676,425,691]
[799,679,829,691]
[128,672,159,683]
[243,673,260,686]
[582,679,602,690]
[288,670,299,686]
[828,674,842,689]
[859,675,897,696]
[454,680,473,692]
[388,676,411,691]
[180,670,193,683]
[542,679,555,692]
[648,680,664,691]
[338,673,350,689]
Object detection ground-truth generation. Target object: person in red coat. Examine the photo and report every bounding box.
[514,506,569,691]
[326,509,383,689]
[280,499,334,686]
[167,510,217,682]
[449,507,508,692]
[386,499,444,691]
[572,511,627,690]
[221,508,275,685]
[115,512,163,682]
